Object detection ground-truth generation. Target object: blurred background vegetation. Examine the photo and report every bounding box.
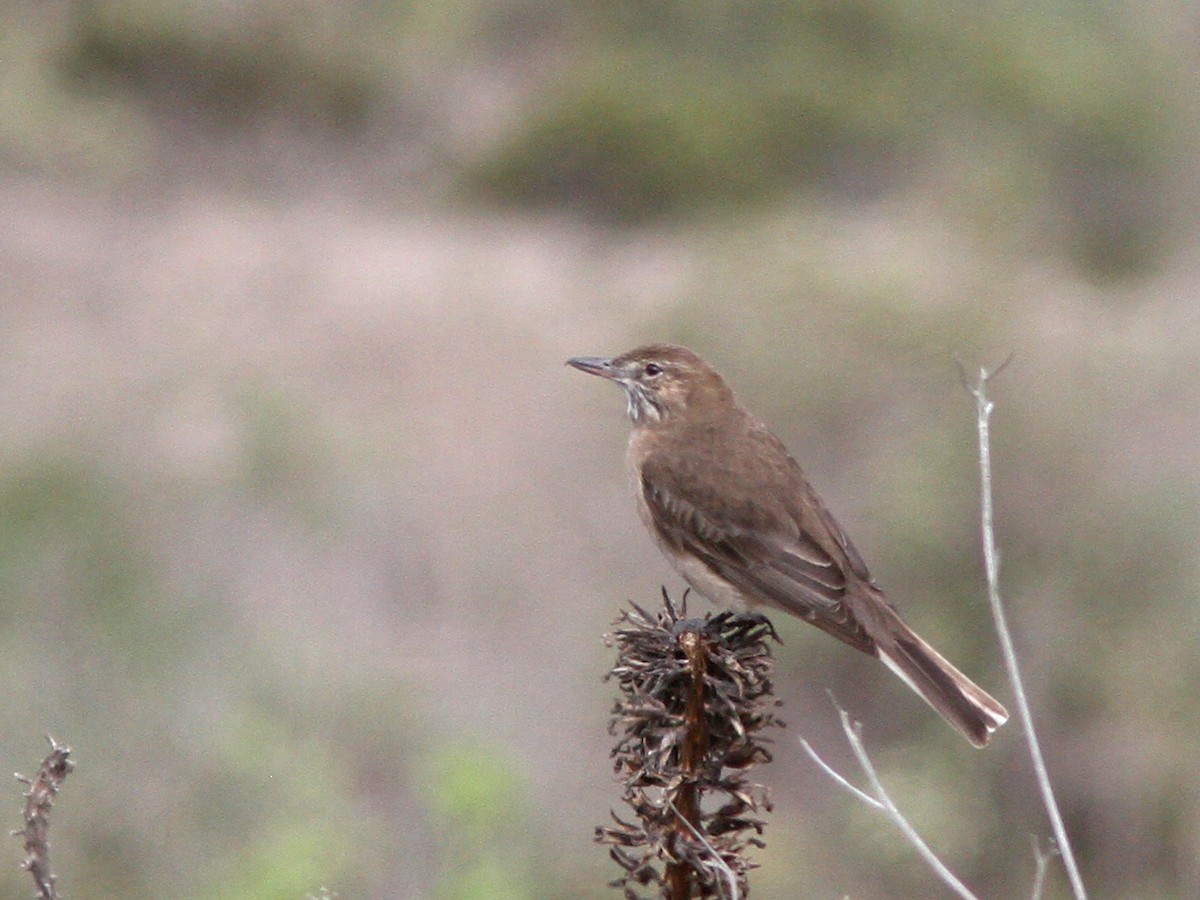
[1,0,1198,897]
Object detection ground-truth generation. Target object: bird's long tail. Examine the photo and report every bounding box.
[876,616,1009,748]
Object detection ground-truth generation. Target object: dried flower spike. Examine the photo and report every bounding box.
[596,591,782,899]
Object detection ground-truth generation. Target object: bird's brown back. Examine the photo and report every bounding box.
[630,402,872,582]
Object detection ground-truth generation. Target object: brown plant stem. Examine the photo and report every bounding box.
[665,629,709,900]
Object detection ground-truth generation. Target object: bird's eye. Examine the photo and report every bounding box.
[644,363,663,377]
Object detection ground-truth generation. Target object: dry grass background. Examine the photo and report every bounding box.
[1,2,1199,897]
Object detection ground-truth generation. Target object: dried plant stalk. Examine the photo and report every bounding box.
[14,736,74,900]
[596,592,781,899]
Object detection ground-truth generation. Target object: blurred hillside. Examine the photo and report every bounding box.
[1,1,1198,898]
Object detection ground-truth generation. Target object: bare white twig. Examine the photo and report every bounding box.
[1029,835,1060,900]
[961,358,1087,900]
[800,699,981,900]
[798,738,883,811]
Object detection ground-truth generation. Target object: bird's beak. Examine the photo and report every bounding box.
[566,356,622,380]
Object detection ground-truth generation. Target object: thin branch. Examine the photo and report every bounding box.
[797,739,883,811]
[1029,835,1059,900]
[800,702,980,900]
[962,359,1087,900]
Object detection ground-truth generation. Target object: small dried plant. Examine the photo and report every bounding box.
[596,591,782,899]
[14,736,74,900]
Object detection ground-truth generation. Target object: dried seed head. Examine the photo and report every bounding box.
[596,593,782,898]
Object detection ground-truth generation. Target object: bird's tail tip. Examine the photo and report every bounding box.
[880,628,1009,748]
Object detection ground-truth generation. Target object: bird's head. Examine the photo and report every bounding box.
[567,343,734,426]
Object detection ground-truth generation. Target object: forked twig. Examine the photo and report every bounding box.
[1029,835,1060,900]
[799,358,1084,899]
[800,700,980,900]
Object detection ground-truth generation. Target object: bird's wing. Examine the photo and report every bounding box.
[795,473,874,584]
[639,471,876,654]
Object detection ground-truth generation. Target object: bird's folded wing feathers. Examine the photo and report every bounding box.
[640,475,875,653]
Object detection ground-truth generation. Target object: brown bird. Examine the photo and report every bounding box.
[568,343,1008,747]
